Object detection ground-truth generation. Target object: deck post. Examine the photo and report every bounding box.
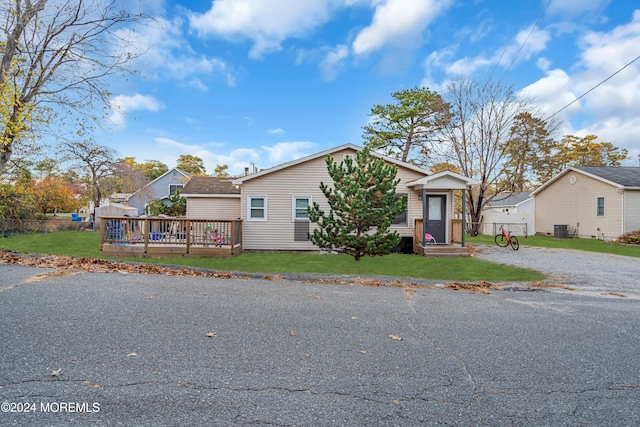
[143,218,149,253]
[186,219,191,254]
[422,187,427,246]
[461,188,466,248]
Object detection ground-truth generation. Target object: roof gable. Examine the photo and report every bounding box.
[127,167,190,200]
[532,166,640,196]
[406,170,480,190]
[232,144,430,184]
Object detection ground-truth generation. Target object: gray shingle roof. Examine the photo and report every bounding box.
[181,176,241,195]
[574,166,640,187]
[489,191,533,207]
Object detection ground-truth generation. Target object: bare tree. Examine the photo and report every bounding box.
[0,0,149,172]
[58,139,117,212]
[436,79,535,234]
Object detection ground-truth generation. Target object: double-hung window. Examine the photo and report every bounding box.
[169,184,184,196]
[596,197,605,217]
[293,196,311,221]
[391,194,408,226]
[248,196,267,221]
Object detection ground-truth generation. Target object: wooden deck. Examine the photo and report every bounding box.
[100,217,242,258]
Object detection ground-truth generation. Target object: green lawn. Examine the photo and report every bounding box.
[0,230,546,282]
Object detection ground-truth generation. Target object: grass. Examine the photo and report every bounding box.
[0,230,546,282]
[466,233,640,258]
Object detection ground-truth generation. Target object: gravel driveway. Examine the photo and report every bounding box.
[473,244,640,298]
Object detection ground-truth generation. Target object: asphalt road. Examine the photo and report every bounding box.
[1,264,639,426]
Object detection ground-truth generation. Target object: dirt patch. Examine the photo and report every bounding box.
[444,281,500,294]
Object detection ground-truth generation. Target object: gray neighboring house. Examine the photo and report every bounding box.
[532,166,640,240]
[126,168,190,215]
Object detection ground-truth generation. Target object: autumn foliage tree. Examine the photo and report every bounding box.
[29,175,78,215]
[308,148,407,261]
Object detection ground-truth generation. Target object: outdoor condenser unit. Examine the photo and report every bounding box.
[554,224,569,238]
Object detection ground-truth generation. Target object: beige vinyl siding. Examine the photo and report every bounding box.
[241,148,428,251]
[535,172,622,240]
[624,190,640,233]
[186,197,241,219]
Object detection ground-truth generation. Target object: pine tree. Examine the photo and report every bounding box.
[308,148,407,261]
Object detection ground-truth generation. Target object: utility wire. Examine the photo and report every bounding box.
[543,52,640,121]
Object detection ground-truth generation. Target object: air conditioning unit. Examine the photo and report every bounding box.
[554,224,569,238]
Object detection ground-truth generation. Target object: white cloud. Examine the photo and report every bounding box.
[320,44,349,81]
[153,138,318,175]
[267,128,286,135]
[189,0,339,59]
[260,141,317,164]
[352,0,452,56]
[445,26,551,76]
[108,94,163,128]
[115,17,236,89]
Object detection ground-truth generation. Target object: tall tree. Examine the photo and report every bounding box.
[363,86,450,165]
[437,79,533,234]
[308,148,407,261]
[0,0,149,172]
[137,160,169,181]
[214,164,230,177]
[502,112,555,191]
[57,140,117,211]
[176,154,206,175]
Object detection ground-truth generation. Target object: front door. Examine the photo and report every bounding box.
[426,195,446,244]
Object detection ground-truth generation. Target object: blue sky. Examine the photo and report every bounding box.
[97,0,640,175]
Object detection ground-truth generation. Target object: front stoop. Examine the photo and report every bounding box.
[413,244,472,257]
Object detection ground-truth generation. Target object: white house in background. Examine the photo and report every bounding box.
[531,166,640,240]
[126,168,190,215]
[481,191,535,236]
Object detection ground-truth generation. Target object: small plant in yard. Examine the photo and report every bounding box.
[617,229,640,245]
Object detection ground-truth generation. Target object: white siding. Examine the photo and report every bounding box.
[535,172,622,240]
[186,197,241,219]
[241,148,428,251]
[624,190,640,233]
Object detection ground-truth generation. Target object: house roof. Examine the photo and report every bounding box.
[180,176,241,196]
[488,191,533,207]
[232,143,430,184]
[126,167,190,200]
[532,166,640,196]
[406,170,480,190]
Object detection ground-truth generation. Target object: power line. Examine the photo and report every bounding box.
[544,53,640,121]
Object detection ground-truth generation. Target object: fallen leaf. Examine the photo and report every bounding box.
[392,400,400,405]
[389,335,403,341]
[290,330,296,337]
[127,352,138,357]
[147,295,155,299]
[51,368,63,377]
[205,332,217,338]
[357,350,367,354]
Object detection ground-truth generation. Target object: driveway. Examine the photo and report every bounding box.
[473,244,640,299]
[1,264,639,426]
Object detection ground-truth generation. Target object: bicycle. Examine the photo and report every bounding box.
[495,226,519,250]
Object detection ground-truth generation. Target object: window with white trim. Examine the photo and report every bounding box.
[293,196,311,220]
[248,196,267,220]
[169,184,184,196]
[596,197,604,216]
[392,193,408,226]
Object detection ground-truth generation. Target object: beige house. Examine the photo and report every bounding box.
[181,176,241,219]
[230,144,478,252]
[532,166,640,240]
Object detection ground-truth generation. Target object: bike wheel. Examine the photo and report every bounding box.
[495,234,509,247]
[510,235,519,250]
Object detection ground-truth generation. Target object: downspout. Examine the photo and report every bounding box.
[422,187,427,246]
[461,188,466,248]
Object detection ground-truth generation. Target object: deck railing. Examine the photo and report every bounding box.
[100,217,242,257]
